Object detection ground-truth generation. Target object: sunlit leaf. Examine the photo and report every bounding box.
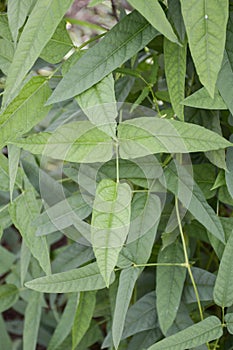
[182,88,227,110]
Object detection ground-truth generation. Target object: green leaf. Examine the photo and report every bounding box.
[0,38,14,75]
[165,162,225,243]
[226,5,233,70]
[112,267,141,349]
[8,144,21,202]
[25,262,115,293]
[20,240,31,287]
[156,241,186,335]
[9,190,51,275]
[217,51,233,116]
[40,19,73,64]
[0,284,19,312]
[214,232,233,307]
[12,121,113,163]
[167,0,186,43]
[127,0,178,43]
[0,14,13,41]
[76,74,117,138]
[3,0,73,105]
[180,0,228,97]
[47,11,159,104]
[91,179,131,286]
[225,147,233,197]
[147,316,222,350]
[7,0,35,43]
[72,291,96,349]
[48,293,79,350]
[182,87,227,110]
[0,245,16,276]
[0,76,51,148]
[118,117,231,159]
[164,38,186,120]
[0,314,12,350]
[23,291,43,350]
[225,313,233,335]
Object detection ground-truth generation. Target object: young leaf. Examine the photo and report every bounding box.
[180,0,228,98]
[91,179,131,286]
[76,74,117,138]
[112,267,141,349]
[156,241,186,335]
[12,121,114,163]
[164,38,186,120]
[47,11,159,104]
[147,316,222,350]
[3,0,74,105]
[182,87,227,110]
[164,162,225,243]
[9,190,51,275]
[0,76,51,148]
[127,0,178,43]
[0,284,19,312]
[118,117,231,159]
[23,291,43,350]
[72,291,96,349]
[25,262,115,293]
[8,144,21,202]
[47,293,79,350]
[214,232,233,307]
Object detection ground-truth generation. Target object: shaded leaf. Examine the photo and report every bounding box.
[0,284,19,313]
[225,313,233,335]
[0,245,16,276]
[0,39,14,75]
[47,11,159,104]
[217,51,233,115]
[8,144,21,202]
[0,314,12,350]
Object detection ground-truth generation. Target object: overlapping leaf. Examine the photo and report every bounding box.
[0,284,19,313]
[182,87,227,110]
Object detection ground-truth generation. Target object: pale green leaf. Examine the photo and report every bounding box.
[225,313,233,335]
[20,240,31,287]
[47,11,159,104]
[72,291,96,349]
[217,51,233,115]
[147,316,222,350]
[156,241,186,334]
[91,179,131,286]
[9,190,51,275]
[25,262,115,293]
[0,14,13,41]
[0,245,16,276]
[0,39,14,75]
[48,293,79,350]
[0,284,19,312]
[23,291,43,350]
[8,144,21,202]
[0,314,12,350]
[12,121,113,163]
[182,87,227,110]
[214,232,233,307]
[0,76,51,148]
[3,0,73,105]
[40,19,73,64]
[180,0,228,97]
[76,74,117,138]
[164,38,186,120]
[118,117,231,159]
[225,147,233,197]
[226,6,233,70]
[127,0,178,43]
[165,162,225,243]
[112,267,141,349]
[8,0,35,43]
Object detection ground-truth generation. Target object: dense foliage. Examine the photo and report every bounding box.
[1,0,233,349]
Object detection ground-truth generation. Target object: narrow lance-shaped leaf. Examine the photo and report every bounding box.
[3,0,74,105]
[76,74,117,138]
[8,144,21,202]
[164,38,186,120]
[91,179,132,286]
[214,232,233,307]
[180,0,228,97]
[112,267,141,349]
[0,76,51,148]
[127,0,178,43]
[47,11,159,104]
[118,117,231,159]
[156,241,186,335]
[147,316,222,350]
[9,190,51,275]
[23,291,43,350]
[72,291,97,349]
[11,121,114,163]
[25,262,115,293]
